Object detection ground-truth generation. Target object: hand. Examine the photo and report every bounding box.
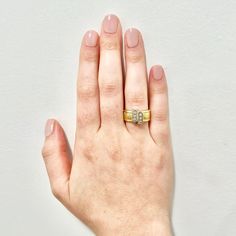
[42,14,174,236]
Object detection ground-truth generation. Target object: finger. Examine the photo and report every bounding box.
[149,65,170,145]
[124,28,149,133]
[42,119,72,203]
[98,14,124,128]
[77,30,100,137]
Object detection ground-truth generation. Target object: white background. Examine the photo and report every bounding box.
[0,0,236,235]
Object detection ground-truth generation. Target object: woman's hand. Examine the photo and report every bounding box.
[42,14,174,236]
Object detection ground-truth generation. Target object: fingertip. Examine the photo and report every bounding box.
[124,28,145,64]
[150,65,165,81]
[80,30,99,63]
[149,65,168,94]
[124,28,140,49]
[44,118,55,137]
[102,14,120,34]
[43,119,69,154]
[83,30,99,47]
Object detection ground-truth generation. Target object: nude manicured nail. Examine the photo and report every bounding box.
[103,14,118,33]
[153,65,164,80]
[126,28,139,48]
[45,119,55,137]
[85,30,98,47]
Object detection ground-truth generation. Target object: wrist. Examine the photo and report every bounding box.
[96,216,172,236]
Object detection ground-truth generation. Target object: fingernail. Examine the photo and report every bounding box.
[45,119,55,137]
[126,28,139,48]
[85,30,98,47]
[153,65,164,80]
[103,14,118,33]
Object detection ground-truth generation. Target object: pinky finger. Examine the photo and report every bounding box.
[149,65,170,145]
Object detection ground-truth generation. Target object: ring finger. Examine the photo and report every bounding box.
[124,28,149,134]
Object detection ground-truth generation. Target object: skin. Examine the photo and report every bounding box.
[42,14,174,236]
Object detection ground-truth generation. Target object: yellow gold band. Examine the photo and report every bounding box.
[123,109,151,124]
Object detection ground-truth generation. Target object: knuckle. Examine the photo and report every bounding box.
[133,156,144,174]
[100,81,119,96]
[100,38,119,50]
[101,105,120,120]
[41,142,68,159]
[126,51,144,63]
[41,145,53,158]
[104,138,122,161]
[151,81,168,94]
[78,83,97,99]
[77,112,92,127]
[81,49,98,62]
[78,139,96,161]
[152,109,168,122]
[126,91,146,106]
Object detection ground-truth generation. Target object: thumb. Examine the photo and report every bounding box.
[42,119,72,203]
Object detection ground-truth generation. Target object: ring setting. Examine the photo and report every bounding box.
[123,109,151,124]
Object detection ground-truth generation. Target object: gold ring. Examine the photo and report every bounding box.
[123,109,151,124]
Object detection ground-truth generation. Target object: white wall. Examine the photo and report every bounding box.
[0,0,236,235]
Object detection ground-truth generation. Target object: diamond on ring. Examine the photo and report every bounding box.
[132,109,144,124]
